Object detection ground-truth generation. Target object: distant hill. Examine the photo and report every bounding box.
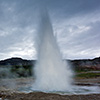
[0,57,35,78]
[0,57,100,78]
[71,57,100,70]
[0,57,34,66]
[0,57,100,70]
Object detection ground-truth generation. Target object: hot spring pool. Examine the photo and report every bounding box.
[17,85,100,95]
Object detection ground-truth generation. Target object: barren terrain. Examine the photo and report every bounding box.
[0,77,100,100]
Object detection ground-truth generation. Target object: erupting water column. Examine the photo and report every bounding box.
[32,10,73,92]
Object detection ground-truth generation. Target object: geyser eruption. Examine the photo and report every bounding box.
[32,10,73,91]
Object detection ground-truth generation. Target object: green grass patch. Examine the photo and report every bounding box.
[75,69,94,73]
[76,72,100,78]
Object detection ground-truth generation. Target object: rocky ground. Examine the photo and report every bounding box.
[0,77,100,100]
[0,91,100,100]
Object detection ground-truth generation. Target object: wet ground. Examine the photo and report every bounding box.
[0,77,100,100]
[0,91,100,100]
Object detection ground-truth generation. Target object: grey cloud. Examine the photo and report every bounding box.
[74,21,100,47]
[58,21,100,59]
[0,0,100,60]
[45,0,100,21]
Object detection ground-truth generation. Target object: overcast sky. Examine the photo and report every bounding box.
[0,0,100,60]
